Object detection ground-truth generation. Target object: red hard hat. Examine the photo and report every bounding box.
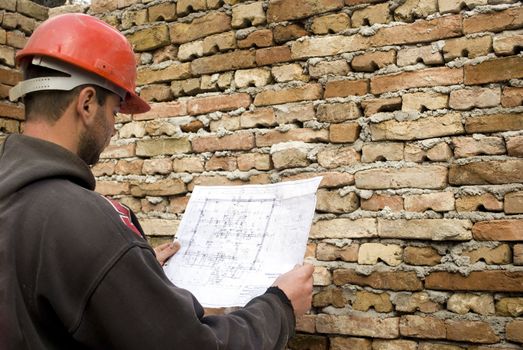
[15,13,150,114]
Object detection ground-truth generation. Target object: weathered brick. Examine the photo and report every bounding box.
[119,122,146,138]
[330,337,371,350]
[404,142,453,162]
[121,9,148,30]
[400,315,446,339]
[446,320,499,344]
[309,60,350,79]
[426,271,523,292]
[496,297,523,317]
[136,138,191,156]
[282,171,355,188]
[91,161,116,177]
[506,320,523,344]
[449,160,523,185]
[353,290,393,312]
[266,0,344,23]
[2,12,37,35]
[494,29,523,55]
[404,192,455,212]
[95,181,130,196]
[205,155,237,171]
[176,0,205,16]
[137,63,191,85]
[403,246,441,266]
[358,243,402,266]
[371,67,463,94]
[127,24,170,52]
[355,165,448,189]
[187,93,251,116]
[169,12,231,44]
[361,142,403,162]
[271,144,310,170]
[147,3,176,22]
[397,44,444,67]
[271,64,308,83]
[505,191,523,214]
[114,160,143,175]
[334,269,423,291]
[317,146,360,168]
[288,334,328,350]
[6,31,26,49]
[393,292,440,313]
[0,118,19,134]
[202,32,236,55]
[0,45,15,67]
[316,242,359,262]
[17,0,48,20]
[100,143,135,159]
[324,79,368,98]
[0,102,23,120]
[142,159,173,175]
[507,135,523,157]
[443,35,492,61]
[456,193,503,212]
[361,194,403,211]
[362,97,402,116]
[438,0,487,14]
[139,85,173,103]
[401,92,448,112]
[192,50,257,75]
[231,2,266,28]
[0,67,21,86]
[234,68,272,88]
[351,3,391,27]
[177,40,203,61]
[465,56,523,85]
[274,103,314,125]
[452,136,505,158]
[240,108,276,128]
[502,86,523,107]
[273,24,309,44]
[310,218,377,239]
[291,35,367,60]
[373,339,417,350]
[329,123,361,143]
[295,315,316,334]
[237,153,271,171]
[394,0,437,22]
[463,244,511,265]
[514,245,523,265]
[237,29,273,49]
[254,83,322,106]
[192,131,254,153]
[256,45,292,66]
[472,220,523,241]
[141,199,168,214]
[464,6,523,34]
[256,128,328,147]
[351,50,395,72]
[317,102,361,123]
[316,189,359,214]
[449,87,500,110]
[144,120,178,137]
[313,286,347,308]
[465,113,523,134]
[316,314,399,338]
[311,13,350,35]
[0,0,16,11]
[379,218,472,240]
[172,156,205,173]
[371,113,463,141]
[447,293,494,315]
[131,178,186,197]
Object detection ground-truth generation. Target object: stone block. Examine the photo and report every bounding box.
[361,194,403,211]
[273,23,309,44]
[192,50,256,75]
[237,29,273,49]
[329,123,361,143]
[464,6,523,34]
[316,314,399,338]
[362,97,402,116]
[494,29,523,55]
[465,56,523,85]
[256,45,292,66]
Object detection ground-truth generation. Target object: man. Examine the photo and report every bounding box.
[0,13,314,349]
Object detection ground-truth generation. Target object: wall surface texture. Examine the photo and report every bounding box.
[1,0,523,349]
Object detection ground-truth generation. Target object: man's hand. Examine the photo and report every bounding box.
[154,241,181,266]
[272,264,314,317]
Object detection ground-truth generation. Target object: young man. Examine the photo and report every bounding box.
[0,13,314,349]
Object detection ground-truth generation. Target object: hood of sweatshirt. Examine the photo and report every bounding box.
[0,134,95,200]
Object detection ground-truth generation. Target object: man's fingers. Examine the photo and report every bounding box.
[154,240,181,266]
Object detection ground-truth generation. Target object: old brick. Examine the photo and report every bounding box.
[505,191,523,214]
[266,0,344,23]
[180,120,205,133]
[239,108,276,129]
[273,24,309,44]
[371,113,463,141]
[237,29,273,49]
[114,160,143,175]
[317,146,360,168]
[351,3,391,27]
[234,68,272,88]
[256,45,292,66]
[127,24,170,52]
[131,179,186,197]
[91,161,116,177]
[169,12,231,44]
[334,269,423,291]
[403,246,441,266]
[447,293,495,315]
[362,97,402,116]
[311,13,350,34]
[310,218,377,239]
[400,315,446,339]
[148,3,176,22]
[0,118,19,133]
[231,2,266,28]
[313,287,347,308]
[397,45,444,67]
[449,160,523,185]
[192,132,254,153]
[379,218,472,240]
[256,128,328,147]
[144,120,178,137]
[2,13,37,35]
[426,271,523,292]
[443,35,492,61]
[361,142,403,162]
[439,0,487,14]
[205,155,237,171]
[506,320,523,344]
[309,60,350,78]
[291,35,367,60]
[172,156,205,173]
[271,144,310,170]
[355,165,448,189]
[0,0,16,11]
[140,85,173,102]
[393,292,440,314]
[494,29,523,55]
[351,50,395,72]
[316,314,399,338]
[394,0,437,22]
[177,40,204,61]
[465,113,523,133]
[237,153,271,171]
[446,320,499,344]
[313,266,332,286]
[100,144,135,159]
[142,159,173,175]
[273,103,313,125]
[404,192,454,212]
[401,92,448,112]
[464,6,523,34]
[295,314,316,334]
[0,67,21,86]
[202,32,236,55]
[95,181,130,196]
[176,0,205,16]
[283,171,355,188]
[121,9,147,30]
[331,337,371,350]
[317,102,361,123]
[371,67,463,94]
[136,137,191,157]
[141,199,168,214]
[316,242,359,262]
[449,87,500,110]
[373,339,417,350]
[316,190,359,214]
[140,218,179,236]
[452,136,505,158]
[254,83,322,106]
[463,244,511,264]
[473,220,523,241]
[288,334,327,350]
[456,193,503,212]
[361,194,403,211]
[324,79,368,98]
[353,290,393,312]
[496,297,523,317]
[6,31,26,49]
[0,45,15,67]
[507,135,523,157]
[358,243,402,266]
[271,64,308,83]
[465,56,523,85]
[329,123,361,143]
[137,63,191,86]
[192,50,257,75]
[187,93,250,116]
[404,142,453,162]
[502,87,523,107]
[17,0,48,20]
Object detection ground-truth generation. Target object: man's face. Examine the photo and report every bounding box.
[77,94,120,166]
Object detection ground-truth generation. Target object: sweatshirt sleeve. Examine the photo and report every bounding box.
[72,245,295,350]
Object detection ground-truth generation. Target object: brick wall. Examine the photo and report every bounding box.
[1,0,523,348]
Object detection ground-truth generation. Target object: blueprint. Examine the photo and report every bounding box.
[163,177,322,307]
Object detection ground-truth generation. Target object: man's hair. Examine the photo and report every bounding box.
[23,61,111,123]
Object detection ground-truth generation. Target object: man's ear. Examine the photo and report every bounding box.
[75,86,98,125]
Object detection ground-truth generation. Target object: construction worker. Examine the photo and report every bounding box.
[0,13,314,349]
